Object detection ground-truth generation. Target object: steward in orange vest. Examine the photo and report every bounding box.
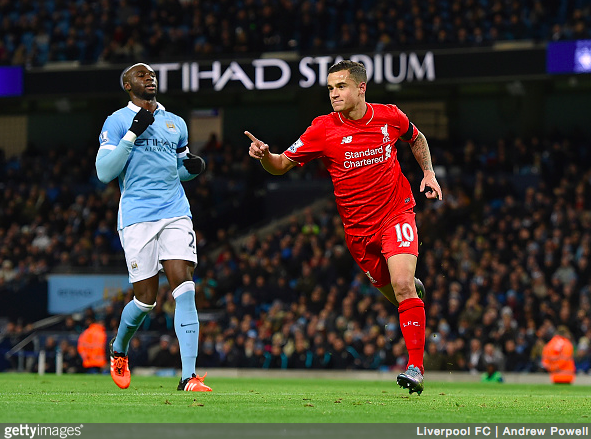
[77,320,107,370]
[541,326,575,384]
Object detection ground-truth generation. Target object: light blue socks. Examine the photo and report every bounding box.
[113,297,155,354]
[172,281,199,380]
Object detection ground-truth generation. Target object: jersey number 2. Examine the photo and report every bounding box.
[188,232,196,254]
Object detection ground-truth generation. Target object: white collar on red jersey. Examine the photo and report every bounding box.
[337,103,374,125]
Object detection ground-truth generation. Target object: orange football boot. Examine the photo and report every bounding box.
[109,338,130,389]
[177,373,212,392]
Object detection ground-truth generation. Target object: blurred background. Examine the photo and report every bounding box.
[0,0,590,378]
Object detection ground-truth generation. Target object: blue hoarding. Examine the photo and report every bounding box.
[47,274,132,314]
[0,66,24,97]
[547,40,591,74]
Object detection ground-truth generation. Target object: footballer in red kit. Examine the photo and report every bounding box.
[283,103,415,237]
[246,60,443,395]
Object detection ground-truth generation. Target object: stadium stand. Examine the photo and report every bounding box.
[1,0,591,379]
[0,0,590,66]
[2,130,591,375]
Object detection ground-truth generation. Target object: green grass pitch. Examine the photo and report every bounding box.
[1,373,590,423]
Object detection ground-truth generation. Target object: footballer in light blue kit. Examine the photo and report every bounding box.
[95,63,212,392]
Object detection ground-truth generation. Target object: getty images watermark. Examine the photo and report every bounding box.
[4,425,83,439]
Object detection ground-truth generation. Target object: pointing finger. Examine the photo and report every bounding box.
[244,131,260,144]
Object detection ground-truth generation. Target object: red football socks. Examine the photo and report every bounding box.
[398,297,426,374]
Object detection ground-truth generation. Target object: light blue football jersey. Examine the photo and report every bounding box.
[97,102,191,230]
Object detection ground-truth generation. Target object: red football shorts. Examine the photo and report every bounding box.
[345,210,418,288]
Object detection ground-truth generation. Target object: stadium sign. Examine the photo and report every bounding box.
[151,52,435,92]
[23,47,545,96]
[47,274,132,314]
[547,39,591,74]
[0,66,23,97]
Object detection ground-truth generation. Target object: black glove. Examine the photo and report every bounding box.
[129,108,155,136]
[183,152,206,175]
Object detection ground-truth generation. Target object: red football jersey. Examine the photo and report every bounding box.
[283,103,416,236]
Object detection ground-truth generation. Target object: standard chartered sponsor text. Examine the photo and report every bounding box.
[344,145,386,169]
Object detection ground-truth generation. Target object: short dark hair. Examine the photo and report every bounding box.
[120,63,154,91]
[328,60,367,84]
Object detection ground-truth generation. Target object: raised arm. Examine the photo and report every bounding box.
[245,131,297,175]
[96,108,155,183]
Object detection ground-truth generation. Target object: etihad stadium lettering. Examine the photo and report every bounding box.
[151,52,435,93]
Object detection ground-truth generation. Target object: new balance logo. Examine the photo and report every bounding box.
[341,136,353,144]
[399,241,411,248]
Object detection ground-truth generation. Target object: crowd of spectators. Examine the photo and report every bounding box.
[0,136,266,289]
[1,0,590,67]
[2,127,591,376]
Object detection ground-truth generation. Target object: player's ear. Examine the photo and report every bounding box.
[358,82,366,94]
